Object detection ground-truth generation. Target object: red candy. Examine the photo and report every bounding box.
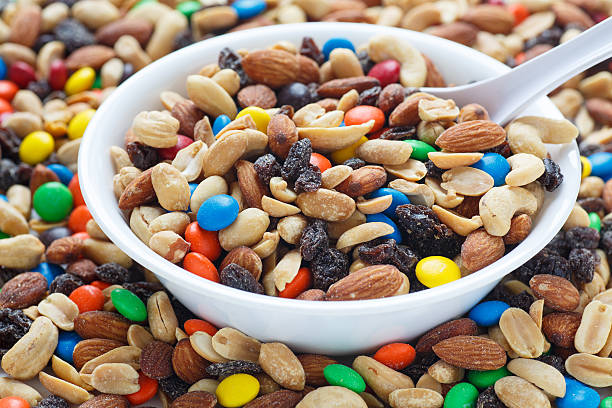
[185,222,221,261]
[183,252,219,282]
[0,98,12,115]
[373,343,416,370]
[0,397,30,408]
[310,153,332,173]
[279,267,312,298]
[68,174,86,207]
[49,59,68,91]
[344,106,385,133]
[127,373,158,405]
[0,80,19,101]
[158,135,194,160]
[508,3,529,25]
[68,205,92,233]
[184,318,218,336]
[367,59,400,88]
[69,285,105,313]
[8,61,36,88]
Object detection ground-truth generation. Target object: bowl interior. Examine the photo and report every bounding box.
[79,23,580,352]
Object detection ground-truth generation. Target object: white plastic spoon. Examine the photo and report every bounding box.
[421,17,612,124]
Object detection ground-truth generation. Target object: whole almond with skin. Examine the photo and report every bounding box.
[220,246,263,280]
[377,84,405,114]
[30,164,60,194]
[170,391,217,408]
[552,2,594,27]
[140,340,174,380]
[65,45,116,70]
[73,338,125,370]
[542,312,581,348]
[118,168,155,210]
[461,229,505,272]
[66,259,98,283]
[267,114,298,158]
[503,214,532,244]
[78,394,129,408]
[335,165,387,198]
[416,318,479,353]
[237,85,277,109]
[423,55,446,88]
[171,100,204,139]
[432,335,507,370]
[95,18,153,47]
[45,236,83,264]
[9,5,41,47]
[389,93,435,127]
[173,338,210,384]
[461,5,514,34]
[244,390,302,408]
[586,98,612,126]
[297,354,339,386]
[235,160,267,209]
[241,49,298,88]
[317,77,381,98]
[0,272,47,309]
[296,56,321,85]
[529,274,580,312]
[74,311,130,343]
[326,265,403,301]
[436,120,506,152]
[428,22,479,46]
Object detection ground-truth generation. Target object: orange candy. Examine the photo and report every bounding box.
[279,267,312,298]
[0,397,30,408]
[310,153,332,173]
[69,284,105,313]
[368,127,388,140]
[185,222,221,261]
[90,280,112,291]
[68,205,92,233]
[184,319,218,336]
[127,372,158,405]
[508,3,529,25]
[0,98,12,115]
[71,231,90,241]
[514,52,526,66]
[344,106,385,133]
[68,174,86,207]
[373,343,416,370]
[0,80,19,101]
[183,252,219,282]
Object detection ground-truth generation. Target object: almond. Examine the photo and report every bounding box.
[170,391,217,408]
[424,54,446,88]
[326,264,403,301]
[235,160,267,210]
[30,164,60,194]
[335,165,387,198]
[237,84,277,109]
[118,168,155,210]
[503,214,532,244]
[171,100,204,139]
[45,236,83,264]
[66,259,98,283]
[432,335,507,370]
[140,340,174,380]
[428,22,479,46]
[74,311,131,343]
[297,354,339,386]
[0,272,47,309]
[244,390,302,408]
[173,338,210,384]
[9,5,41,48]
[241,49,298,88]
[586,98,612,126]
[529,274,580,312]
[219,246,263,281]
[415,318,478,354]
[95,18,153,46]
[296,55,321,84]
[542,312,581,348]
[79,394,129,408]
[317,77,380,98]
[72,338,125,370]
[65,45,116,70]
[461,229,505,272]
[436,120,506,152]
[389,93,435,127]
[552,2,594,27]
[377,83,404,114]
[267,114,298,158]
[461,5,514,34]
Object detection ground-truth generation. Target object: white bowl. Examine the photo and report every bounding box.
[79,22,580,355]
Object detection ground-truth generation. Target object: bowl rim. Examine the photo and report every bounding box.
[79,22,581,315]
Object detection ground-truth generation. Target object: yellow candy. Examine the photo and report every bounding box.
[19,131,54,165]
[581,156,592,179]
[416,256,461,288]
[236,106,270,133]
[330,136,368,164]
[67,109,96,140]
[65,67,96,96]
[216,374,259,407]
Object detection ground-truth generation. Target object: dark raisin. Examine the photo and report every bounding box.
[54,19,95,53]
[218,47,248,87]
[569,248,596,284]
[601,229,612,257]
[524,27,562,49]
[170,297,197,327]
[0,267,19,287]
[126,142,159,170]
[537,158,563,192]
[357,239,418,276]
[32,33,57,52]
[483,142,512,158]
[357,50,375,73]
[281,138,312,182]
[0,128,20,161]
[379,126,417,140]
[358,86,382,106]
[577,197,604,213]
[173,29,195,51]
[425,160,445,179]
[545,231,570,257]
[253,154,281,185]
[300,37,324,65]
[206,360,262,379]
[277,82,314,110]
[300,219,329,261]
[401,363,429,383]
[122,281,165,303]
[38,226,72,247]
[120,63,135,84]
[395,204,463,258]
[311,248,349,291]
[36,395,70,408]
[0,308,31,356]
[294,164,321,193]
[96,263,132,284]
[488,284,533,312]
[513,249,572,283]
[27,79,52,100]
[220,263,264,294]
[537,354,567,376]
[580,143,602,157]
[565,227,600,249]
[159,375,190,400]
[43,152,60,166]
[476,386,506,408]
[49,273,84,296]
[0,159,18,191]
[14,163,32,186]
[342,158,366,170]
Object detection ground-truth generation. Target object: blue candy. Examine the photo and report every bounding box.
[369,187,410,218]
[471,152,510,187]
[557,378,600,408]
[56,331,83,365]
[213,115,231,135]
[33,262,64,288]
[47,163,74,185]
[322,38,355,60]
[197,194,240,231]
[468,300,510,327]
[366,213,402,243]
[0,58,6,80]
[231,0,266,19]
[0,194,7,202]
[588,152,612,180]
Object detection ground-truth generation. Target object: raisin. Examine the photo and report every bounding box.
[601,229,612,257]
[15,163,32,186]
[0,128,21,161]
[357,50,376,74]
[171,297,197,327]
[96,263,132,284]
[281,139,312,182]
[159,375,189,400]
[513,249,572,283]
[537,354,567,376]
[54,19,95,54]
[379,126,417,141]
[358,239,418,275]
[27,79,52,100]
[487,284,533,312]
[123,281,165,303]
[0,267,19,287]
[277,82,314,110]
[206,360,262,379]
[294,164,321,193]
[358,86,382,106]
[173,29,195,51]
[253,154,281,185]
[126,142,159,170]
[395,204,463,258]
[218,47,248,87]
[341,158,365,170]
[37,395,70,408]
[577,197,605,213]
[580,143,601,157]
[300,37,324,65]
[537,158,563,192]
[483,142,512,158]
[569,248,596,284]
[524,27,562,49]
[38,226,72,247]
[476,386,506,408]
[220,263,264,294]
[311,248,349,291]
[0,308,31,356]
[565,227,599,249]
[49,273,84,296]
[32,33,57,53]
[0,159,18,191]
[545,231,570,257]
[401,364,429,383]
[120,63,135,84]
[300,219,329,261]
[425,160,445,179]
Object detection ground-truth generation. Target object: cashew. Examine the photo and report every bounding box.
[367,34,427,87]
[524,181,545,213]
[432,205,483,236]
[479,186,538,236]
[507,116,579,158]
[425,177,464,208]
[505,153,545,186]
[428,152,483,169]
[336,222,395,250]
[389,179,435,207]
[297,120,374,152]
[441,167,494,196]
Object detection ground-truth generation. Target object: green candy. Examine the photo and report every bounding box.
[0,230,9,239]
[132,0,156,9]
[467,366,509,389]
[589,212,601,231]
[176,0,201,18]
[601,397,612,408]
[92,74,102,89]
[111,288,147,322]
[33,182,73,222]
[323,364,366,393]
[444,382,479,408]
[404,139,436,161]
